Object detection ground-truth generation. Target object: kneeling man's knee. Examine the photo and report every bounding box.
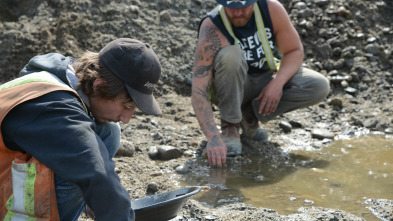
[214,46,247,77]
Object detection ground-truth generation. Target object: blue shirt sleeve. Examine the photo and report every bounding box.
[1,90,134,220]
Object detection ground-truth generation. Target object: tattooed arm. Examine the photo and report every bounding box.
[191,18,230,167]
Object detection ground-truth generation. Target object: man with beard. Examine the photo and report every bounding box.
[191,0,330,167]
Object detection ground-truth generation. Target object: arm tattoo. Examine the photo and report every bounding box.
[194,29,220,78]
[193,25,222,79]
[192,87,209,101]
[204,26,222,55]
[204,118,218,134]
[193,65,211,78]
[192,22,225,138]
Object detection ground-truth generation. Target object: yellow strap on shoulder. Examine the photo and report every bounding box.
[219,5,239,46]
[219,3,278,71]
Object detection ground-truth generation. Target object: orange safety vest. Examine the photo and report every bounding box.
[0,72,85,220]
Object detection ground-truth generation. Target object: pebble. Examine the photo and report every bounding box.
[344,87,357,95]
[328,98,343,108]
[117,140,135,157]
[146,182,158,194]
[160,10,171,22]
[311,128,335,140]
[364,119,378,129]
[204,215,217,221]
[175,164,189,174]
[279,121,292,133]
[350,116,364,126]
[289,120,302,128]
[157,145,183,161]
[129,5,139,14]
[384,128,393,134]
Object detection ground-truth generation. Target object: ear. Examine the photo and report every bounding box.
[93,78,106,90]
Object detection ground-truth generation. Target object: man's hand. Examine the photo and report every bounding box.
[206,135,227,167]
[256,79,283,115]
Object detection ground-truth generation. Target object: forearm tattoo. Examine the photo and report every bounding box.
[192,23,224,137]
[194,65,211,78]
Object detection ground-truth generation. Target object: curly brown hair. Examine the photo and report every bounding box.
[72,51,132,104]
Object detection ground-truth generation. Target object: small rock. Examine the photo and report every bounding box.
[344,87,357,95]
[160,10,171,22]
[294,2,307,10]
[175,164,189,174]
[116,140,135,157]
[376,121,390,131]
[204,215,217,221]
[384,128,393,134]
[315,0,329,7]
[129,5,139,14]
[165,101,174,107]
[336,6,351,18]
[341,80,348,88]
[304,199,315,205]
[328,98,343,108]
[150,119,159,126]
[279,121,292,133]
[350,116,364,126]
[146,182,158,194]
[148,146,158,159]
[365,44,380,55]
[153,132,163,140]
[289,120,302,128]
[311,128,335,140]
[364,119,378,129]
[183,150,194,157]
[349,72,360,82]
[328,75,351,84]
[157,145,183,161]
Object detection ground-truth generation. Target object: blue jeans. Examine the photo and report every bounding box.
[55,122,121,221]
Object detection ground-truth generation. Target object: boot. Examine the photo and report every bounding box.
[241,104,269,142]
[221,119,242,156]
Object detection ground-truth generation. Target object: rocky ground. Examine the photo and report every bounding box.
[0,0,392,220]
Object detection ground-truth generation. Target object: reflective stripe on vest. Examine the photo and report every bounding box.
[2,154,57,221]
[0,71,88,114]
[0,71,87,220]
[4,163,37,221]
[219,3,278,71]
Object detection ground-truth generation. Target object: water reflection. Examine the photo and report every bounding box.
[180,135,393,220]
[182,153,330,207]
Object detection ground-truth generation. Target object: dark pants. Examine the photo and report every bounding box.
[211,45,330,124]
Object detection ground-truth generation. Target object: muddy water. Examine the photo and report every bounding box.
[180,135,393,220]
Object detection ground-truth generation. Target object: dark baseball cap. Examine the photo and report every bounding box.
[99,38,162,116]
[216,0,257,8]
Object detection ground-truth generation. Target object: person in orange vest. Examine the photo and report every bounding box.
[191,0,330,167]
[0,38,162,220]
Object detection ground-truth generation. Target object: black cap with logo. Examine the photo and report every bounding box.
[99,38,162,116]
